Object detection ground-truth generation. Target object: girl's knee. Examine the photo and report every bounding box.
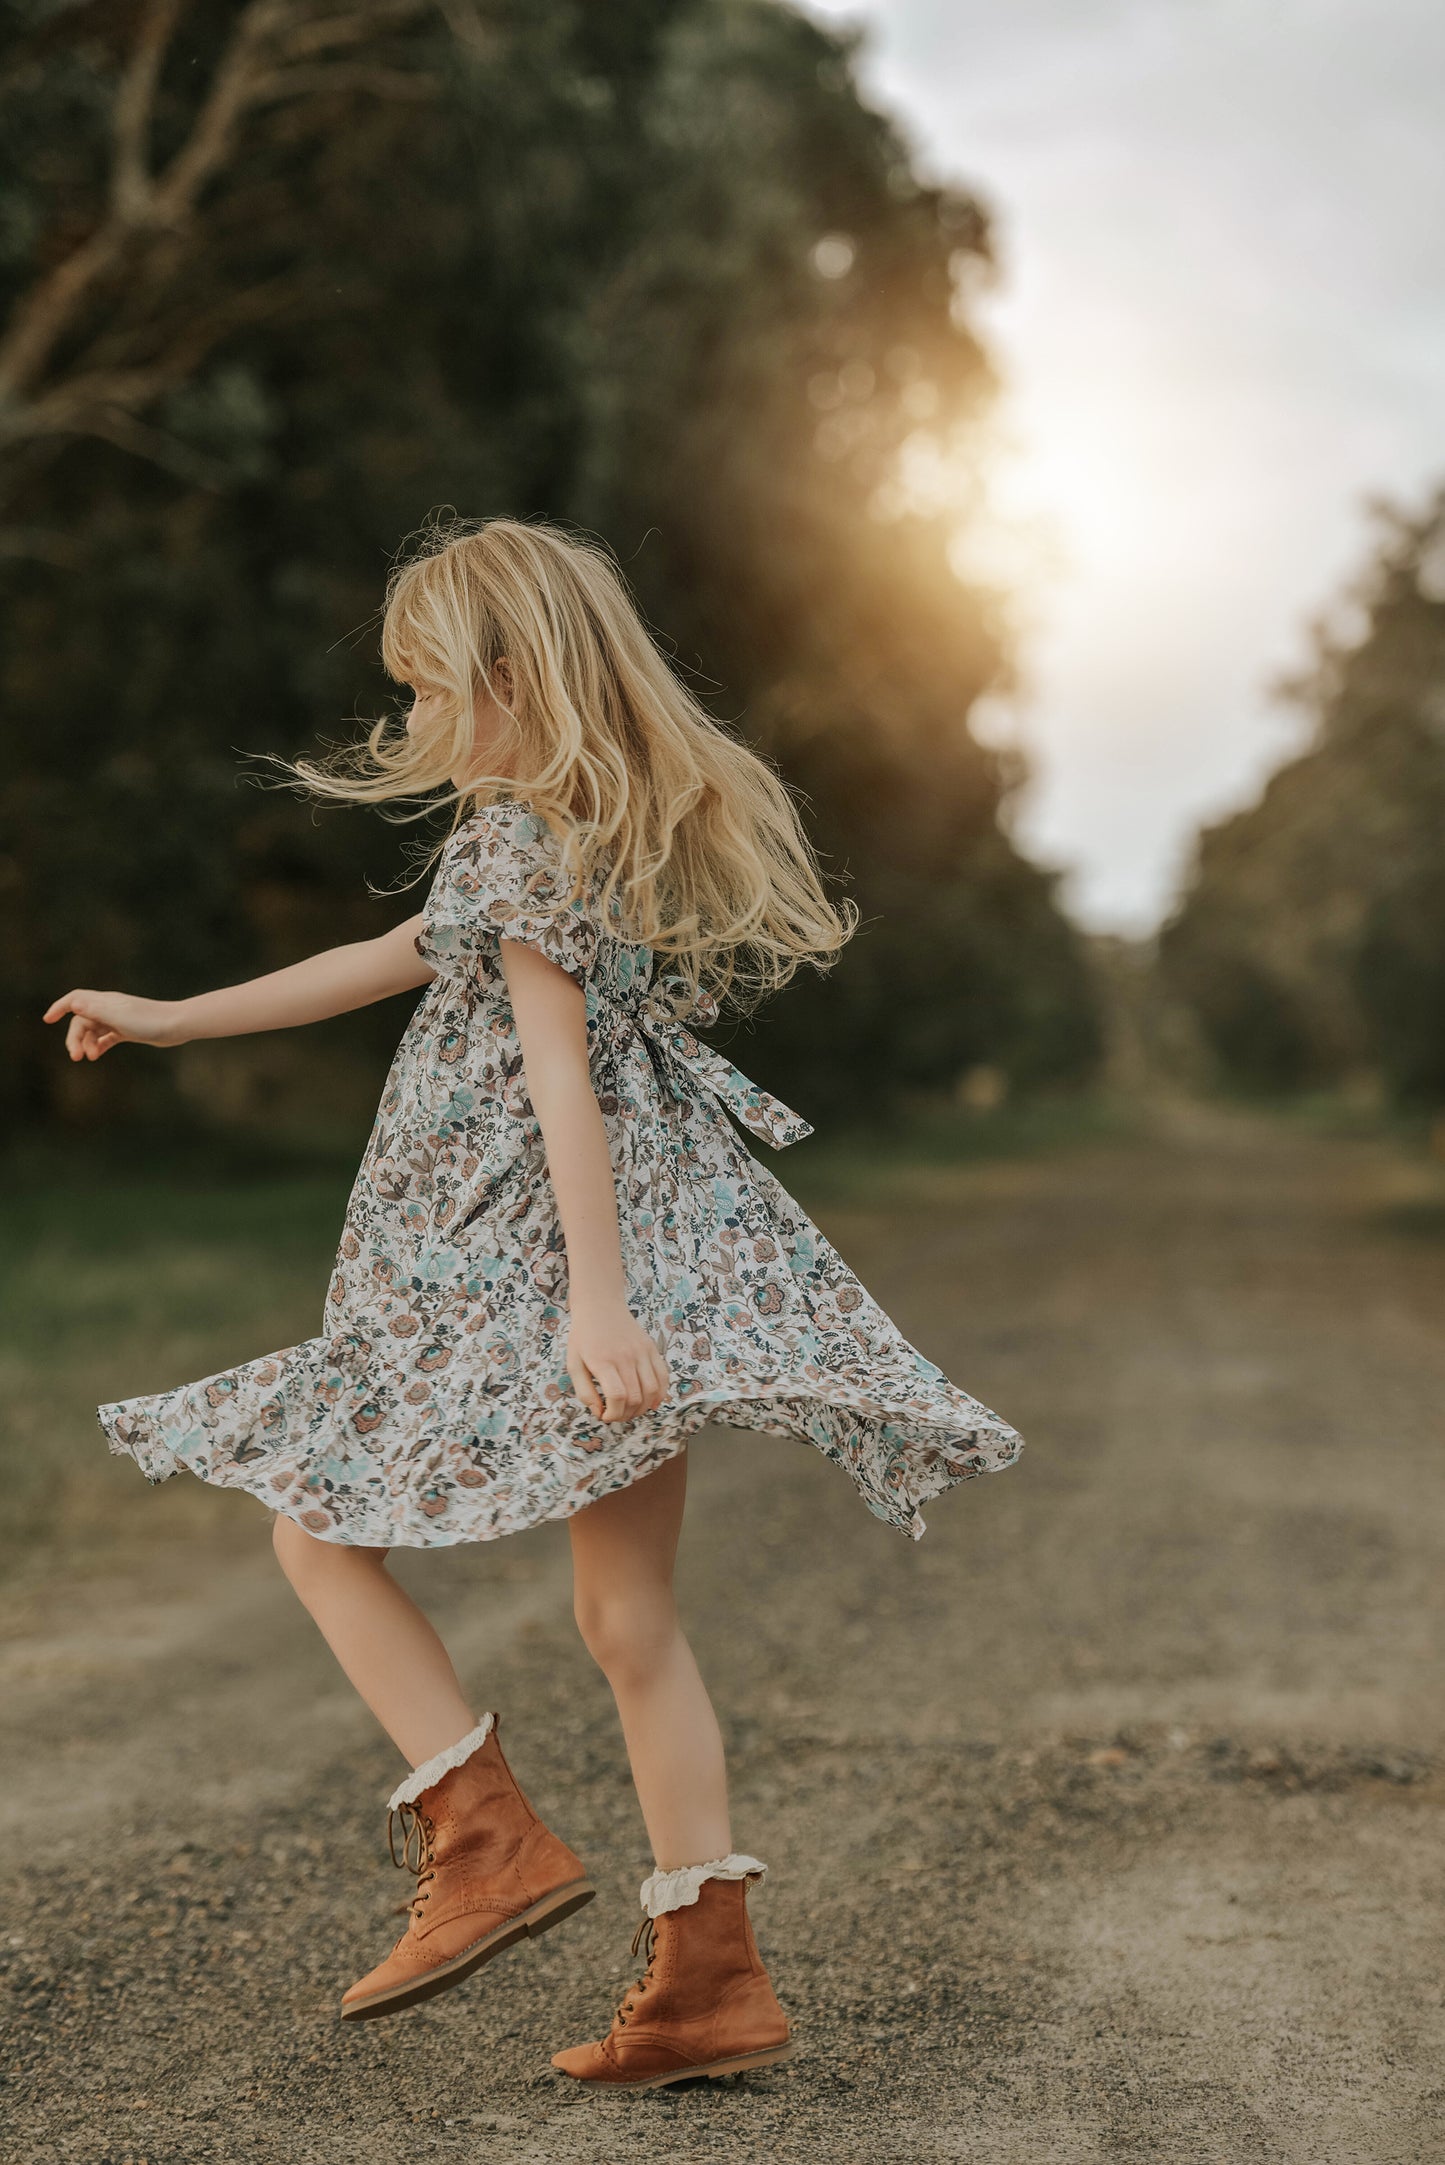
[573,1585,678,1683]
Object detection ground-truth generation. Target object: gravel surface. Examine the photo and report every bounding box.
[4,1105,1443,2164]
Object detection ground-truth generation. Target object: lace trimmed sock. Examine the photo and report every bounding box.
[638,1853,768,1920]
[386,1713,496,1810]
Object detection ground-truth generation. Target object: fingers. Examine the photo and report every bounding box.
[593,1360,643,1423]
[566,1337,672,1423]
[566,1347,607,1422]
[64,1013,115,1062]
[602,1347,673,1422]
[46,993,119,1062]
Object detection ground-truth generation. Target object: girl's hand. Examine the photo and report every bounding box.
[566,1300,671,1423]
[42,989,187,1061]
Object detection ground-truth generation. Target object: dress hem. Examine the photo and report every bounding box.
[96,1381,1022,1549]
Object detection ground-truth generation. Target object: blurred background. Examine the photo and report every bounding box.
[4,4,1444,2158]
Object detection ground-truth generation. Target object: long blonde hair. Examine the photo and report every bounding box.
[289,516,856,1007]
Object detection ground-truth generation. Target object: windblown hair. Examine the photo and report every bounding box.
[288,516,856,1008]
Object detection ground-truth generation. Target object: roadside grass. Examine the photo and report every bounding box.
[769,1086,1144,1206]
[1188,1085,1445,1240]
[1370,1192,1445,1241]
[1,1136,357,1579]
[0,1089,1133,1577]
[1209,1082,1442,1149]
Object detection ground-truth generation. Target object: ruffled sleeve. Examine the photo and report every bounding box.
[414,801,597,989]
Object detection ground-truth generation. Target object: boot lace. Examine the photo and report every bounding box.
[614,1914,656,2029]
[387,1800,437,1921]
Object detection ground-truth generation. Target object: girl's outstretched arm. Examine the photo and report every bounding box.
[499,936,670,1425]
[44,913,433,1062]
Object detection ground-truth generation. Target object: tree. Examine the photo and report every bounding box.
[0,0,438,542]
[1160,491,1445,1104]
[2,0,1100,1137]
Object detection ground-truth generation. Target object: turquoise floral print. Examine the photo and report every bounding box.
[99,801,1024,1543]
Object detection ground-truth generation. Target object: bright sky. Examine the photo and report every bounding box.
[803,0,1445,932]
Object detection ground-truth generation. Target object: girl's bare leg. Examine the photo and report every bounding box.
[569,1450,731,1867]
[271,1515,476,1767]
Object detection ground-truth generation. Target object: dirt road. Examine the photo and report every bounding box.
[5,1107,1443,2163]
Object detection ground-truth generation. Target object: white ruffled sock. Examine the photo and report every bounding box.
[639,1853,768,1920]
[386,1712,496,1810]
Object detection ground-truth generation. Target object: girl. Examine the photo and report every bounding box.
[46,518,1024,2089]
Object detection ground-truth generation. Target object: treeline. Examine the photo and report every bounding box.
[1161,492,1445,1108]
[0,0,1100,1142]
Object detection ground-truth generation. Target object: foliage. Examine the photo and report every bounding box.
[1160,492,1445,1104]
[1,0,1100,1135]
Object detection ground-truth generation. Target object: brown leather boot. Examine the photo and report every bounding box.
[341,1713,594,2020]
[550,1859,792,2087]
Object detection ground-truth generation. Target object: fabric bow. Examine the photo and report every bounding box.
[632,974,813,1150]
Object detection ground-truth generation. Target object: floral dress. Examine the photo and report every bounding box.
[98,801,1024,1544]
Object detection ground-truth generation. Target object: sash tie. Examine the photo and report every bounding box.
[620,974,812,1150]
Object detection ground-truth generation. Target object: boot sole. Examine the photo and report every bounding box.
[340,1879,596,2021]
[558,2039,796,2089]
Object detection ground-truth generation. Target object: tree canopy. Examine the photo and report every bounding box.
[2,0,1100,1138]
[1160,491,1445,1105]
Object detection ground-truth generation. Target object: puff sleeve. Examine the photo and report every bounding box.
[414,802,598,989]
